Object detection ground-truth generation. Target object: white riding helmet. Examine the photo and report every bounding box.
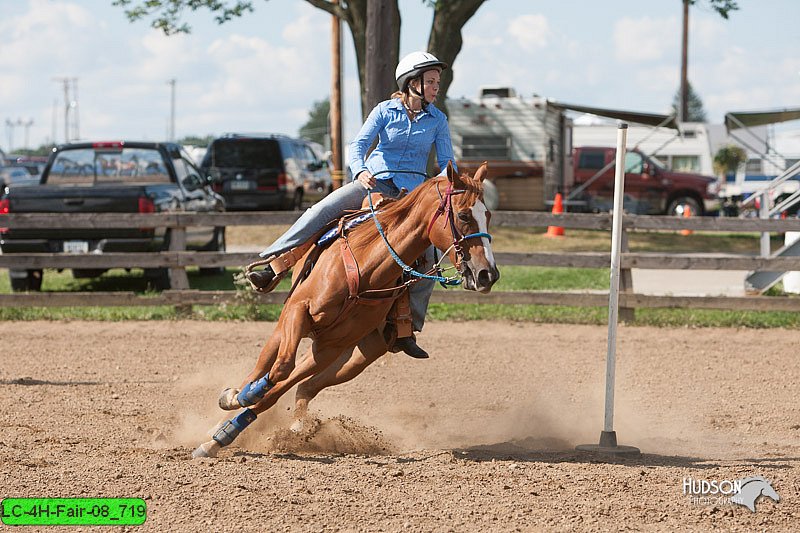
[395,51,448,91]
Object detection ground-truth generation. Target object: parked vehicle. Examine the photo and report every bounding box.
[0,141,225,291]
[0,166,39,190]
[447,88,720,215]
[571,146,720,216]
[200,133,332,211]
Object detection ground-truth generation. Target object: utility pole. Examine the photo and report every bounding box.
[167,79,176,141]
[52,77,77,142]
[51,98,58,146]
[5,119,15,151]
[680,0,689,122]
[330,0,344,189]
[21,119,34,149]
[72,78,80,140]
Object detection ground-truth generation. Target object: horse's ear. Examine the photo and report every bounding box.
[446,160,457,183]
[474,161,489,183]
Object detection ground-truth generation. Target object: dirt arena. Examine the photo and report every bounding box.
[1,320,798,531]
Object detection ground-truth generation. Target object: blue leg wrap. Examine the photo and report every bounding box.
[237,375,274,407]
[212,408,257,447]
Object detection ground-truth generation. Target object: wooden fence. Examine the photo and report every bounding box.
[3,211,800,312]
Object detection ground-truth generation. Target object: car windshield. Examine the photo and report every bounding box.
[208,139,282,168]
[48,147,171,185]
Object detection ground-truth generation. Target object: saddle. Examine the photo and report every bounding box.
[243,191,414,338]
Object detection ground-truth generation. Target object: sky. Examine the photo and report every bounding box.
[1,0,799,152]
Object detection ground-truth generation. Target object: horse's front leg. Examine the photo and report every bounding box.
[218,303,310,411]
[192,341,345,458]
[292,328,388,429]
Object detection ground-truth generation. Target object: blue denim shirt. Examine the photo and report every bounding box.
[348,98,457,192]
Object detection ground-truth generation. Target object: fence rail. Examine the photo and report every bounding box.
[1,211,797,313]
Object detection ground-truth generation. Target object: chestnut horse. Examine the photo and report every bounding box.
[193,162,499,458]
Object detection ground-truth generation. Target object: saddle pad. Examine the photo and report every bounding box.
[317,211,376,247]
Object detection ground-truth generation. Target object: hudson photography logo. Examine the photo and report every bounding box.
[683,476,780,512]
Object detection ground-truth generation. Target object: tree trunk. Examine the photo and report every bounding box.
[427,0,487,119]
[365,0,400,119]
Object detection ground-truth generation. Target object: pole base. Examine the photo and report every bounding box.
[576,431,640,457]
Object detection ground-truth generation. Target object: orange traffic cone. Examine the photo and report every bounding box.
[546,193,565,238]
[680,205,693,236]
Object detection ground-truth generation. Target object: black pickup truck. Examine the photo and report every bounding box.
[0,141,225,291]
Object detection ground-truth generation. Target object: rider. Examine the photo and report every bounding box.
[248,51,456,359]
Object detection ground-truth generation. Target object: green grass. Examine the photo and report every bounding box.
[2,227,798,327]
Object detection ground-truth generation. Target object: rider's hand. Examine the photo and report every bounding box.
[357,171,376,189]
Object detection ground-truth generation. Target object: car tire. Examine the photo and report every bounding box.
[9,269,43,292]
[199,227,226,276]
[667,196,702,217]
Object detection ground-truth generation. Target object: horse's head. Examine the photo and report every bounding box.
[427,162,500,293]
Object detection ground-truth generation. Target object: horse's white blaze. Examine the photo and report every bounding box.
[471,201,495,266]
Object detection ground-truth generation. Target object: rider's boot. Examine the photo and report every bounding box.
[386,290,429,359]
[392,334,429,359]
[246,240,315,294]
[246,266,276,290]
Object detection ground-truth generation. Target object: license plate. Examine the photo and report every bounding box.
[63,240,89,254]
[230,180,253,191]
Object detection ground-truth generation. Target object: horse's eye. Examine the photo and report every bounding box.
[457,211,471,223]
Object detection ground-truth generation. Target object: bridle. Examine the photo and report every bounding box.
[426,180,492,276]
[365,172,492,286]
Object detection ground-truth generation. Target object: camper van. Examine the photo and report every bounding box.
[446,88,572,211]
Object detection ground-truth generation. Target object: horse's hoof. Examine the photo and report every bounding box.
[218,388,241,410]
[192,440,221,459]
[289,418,306,433]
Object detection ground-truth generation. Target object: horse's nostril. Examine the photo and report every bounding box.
[477,269,491,287]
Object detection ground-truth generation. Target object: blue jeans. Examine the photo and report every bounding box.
[260,179,433,332]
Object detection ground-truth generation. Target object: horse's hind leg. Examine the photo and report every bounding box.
[218,303,311,411]
[193,342,346,458]
[294,329,388,423]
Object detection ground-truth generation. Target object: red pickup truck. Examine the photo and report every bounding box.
[572,146,721,216]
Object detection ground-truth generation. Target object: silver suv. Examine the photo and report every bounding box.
[201,133,332,211]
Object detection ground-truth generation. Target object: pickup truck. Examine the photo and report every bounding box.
[571,146,721,216]
[0,141,225,291]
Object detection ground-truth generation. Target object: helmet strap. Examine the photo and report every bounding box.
[407,76,428,110]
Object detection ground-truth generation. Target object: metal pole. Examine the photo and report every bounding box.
[760,190,771,257]
[604,123,628,433]
[168,79,176,141]
[576,123,639,456]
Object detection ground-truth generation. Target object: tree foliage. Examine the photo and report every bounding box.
[178,134,215,146]
[671,81,707,122]
[688,0,739,19]
[713,145,746,176]
[112,0,488,119]
[112,0,255,34]
[298,98,330,146]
